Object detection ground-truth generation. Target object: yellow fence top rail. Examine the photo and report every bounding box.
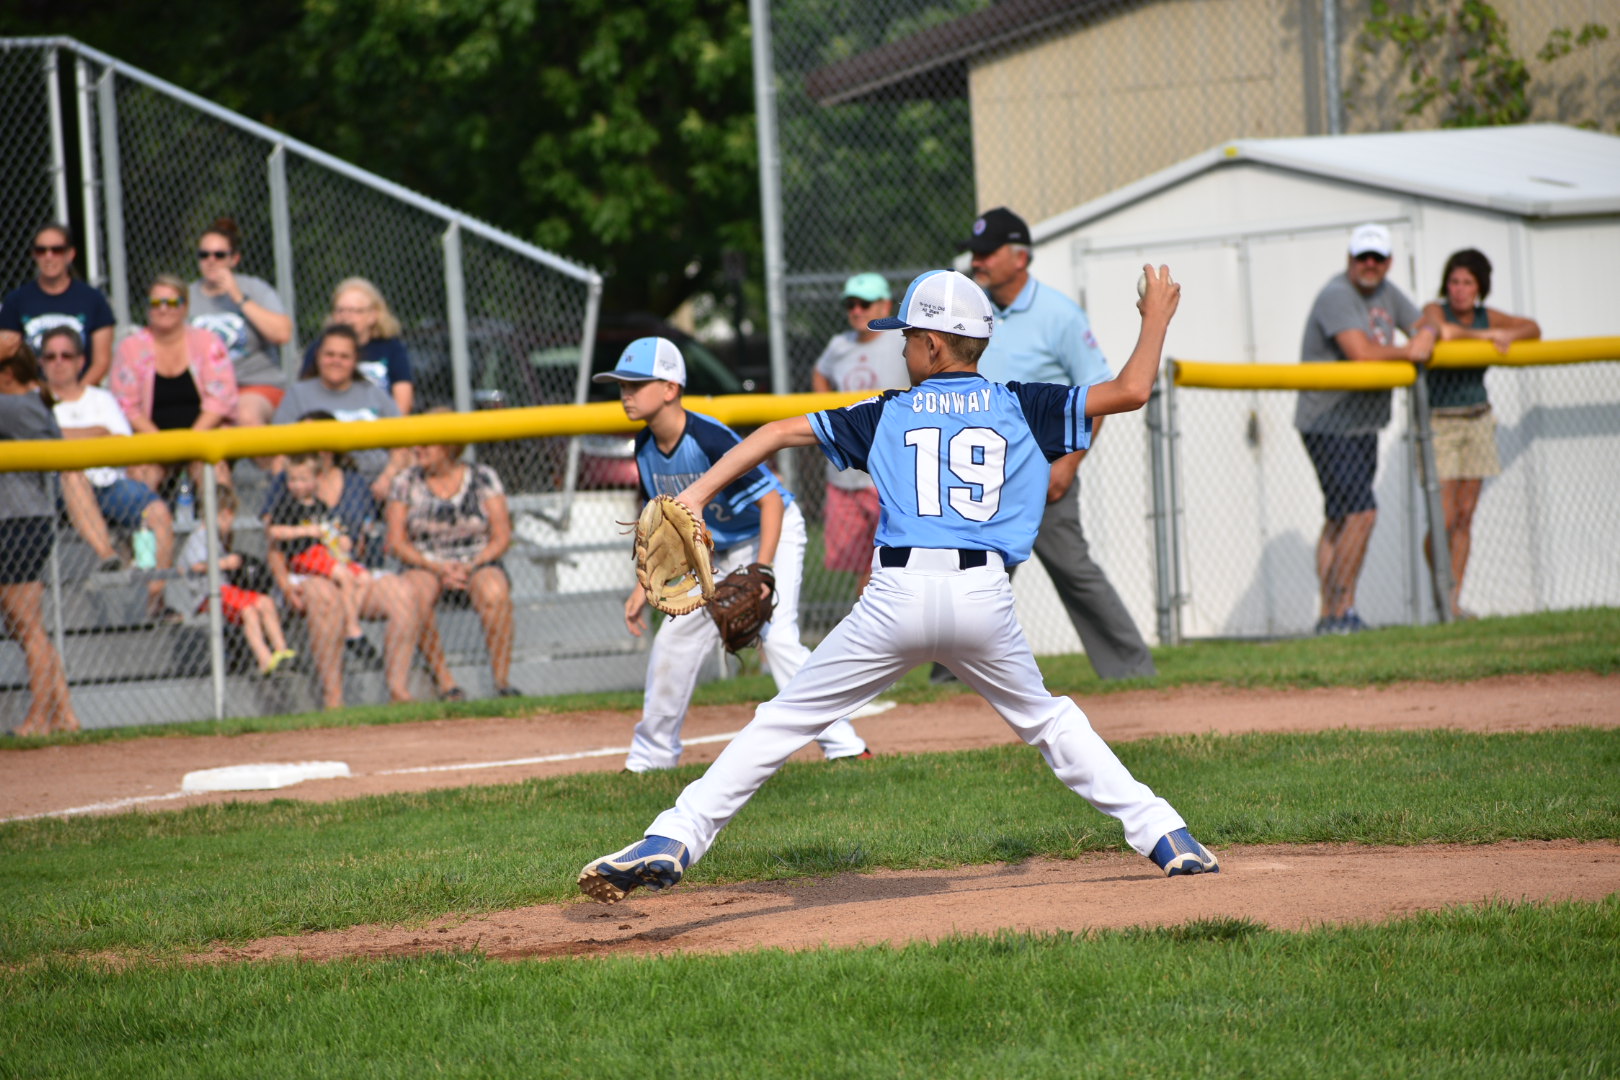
[1173,336,1620,391]
[0,391,881,473]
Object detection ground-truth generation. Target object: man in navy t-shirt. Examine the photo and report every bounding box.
[0,224,116,386]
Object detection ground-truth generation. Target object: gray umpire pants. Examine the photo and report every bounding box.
[1022,477,1157,679]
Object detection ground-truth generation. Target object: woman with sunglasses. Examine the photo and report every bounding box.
[42,327,177,616]
[110,275,239,494]
[0,345,80,734]
[299,278,415,415]
[809,273,907,595]
[0,223,116,387]
[188,217,292,427]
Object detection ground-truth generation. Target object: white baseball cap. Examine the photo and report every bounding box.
[1348,223,1393,258]
[592,336,686,386]
[868,269,995,339]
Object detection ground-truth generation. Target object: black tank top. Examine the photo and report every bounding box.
[150,370,202,430]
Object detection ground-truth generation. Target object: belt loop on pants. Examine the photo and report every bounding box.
[876,546,1000,571]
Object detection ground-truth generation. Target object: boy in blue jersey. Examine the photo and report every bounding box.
[594,337,869,772]
[580,269,1219,902]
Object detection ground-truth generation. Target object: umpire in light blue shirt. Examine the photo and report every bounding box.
[962,207,1156,679]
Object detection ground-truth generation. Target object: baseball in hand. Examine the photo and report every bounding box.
[1137,271,1149,299]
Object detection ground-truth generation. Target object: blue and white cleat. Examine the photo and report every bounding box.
[1150,828,1220,877]
[578,835,691,903]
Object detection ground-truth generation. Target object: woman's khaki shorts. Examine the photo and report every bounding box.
[1431,408,1500,481]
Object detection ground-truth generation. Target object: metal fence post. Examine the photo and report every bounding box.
[96,67,129,332]
[556,274,608,529]
[202,467,226,720]
[74,57,101,288]
[442,221,473,417]
[1323,0,1343,136]
[44,47,69,224]
[1409,369,1454,623]
[1165,371,1184,645]
[1147,369,1174,645]
[749,0,793,487]
[268,143,299,376]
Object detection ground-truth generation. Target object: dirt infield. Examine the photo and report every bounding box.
[206,840,1620,963]
[8,671,1618,960]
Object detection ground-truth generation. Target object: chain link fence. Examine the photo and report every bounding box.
[764,0,1620,649]
[0,37,617,731]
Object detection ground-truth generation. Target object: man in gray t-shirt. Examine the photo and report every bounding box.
[1295,224,1435,635]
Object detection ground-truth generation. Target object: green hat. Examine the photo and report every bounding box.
[842,273,890,302]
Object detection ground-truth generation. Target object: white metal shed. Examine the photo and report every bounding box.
[1002,124,1620,643]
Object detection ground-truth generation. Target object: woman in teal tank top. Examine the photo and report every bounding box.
[1417,249,1540,619]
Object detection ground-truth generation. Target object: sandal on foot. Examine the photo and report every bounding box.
[439,686,465,702]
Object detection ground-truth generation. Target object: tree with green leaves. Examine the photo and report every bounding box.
[1354,0,1614,130]
[9,0,761,315]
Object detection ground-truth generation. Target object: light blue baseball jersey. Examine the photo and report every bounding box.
[808,371,1092,565]
[635,410,794,550]
[976,276,1110,388]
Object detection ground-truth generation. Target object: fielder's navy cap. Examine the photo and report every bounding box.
[868,269,994,339]
[963,207,1030,255]
[592,336,686,386]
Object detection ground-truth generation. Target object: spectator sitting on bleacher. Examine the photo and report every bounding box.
[178,485,295,676]
[0,223,115,388]
[262,438,425,708]
[265,452,377,667]
[299,278,414,416]
[386,419,518,701]
[189,217,293,428]
[110,274,238,496]
[0,345,79,735]
[273,325,408,501]
[42,326,176,616]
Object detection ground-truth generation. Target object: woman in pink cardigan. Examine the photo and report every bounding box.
[111,274,239,493]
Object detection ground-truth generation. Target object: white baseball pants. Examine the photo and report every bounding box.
[648,547,1186,861]
[626,502,868,771]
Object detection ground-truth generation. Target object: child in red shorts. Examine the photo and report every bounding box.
[179,487,296,675]
[266,454,375,659]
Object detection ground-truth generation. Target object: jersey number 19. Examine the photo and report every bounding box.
[904,427,1007,522]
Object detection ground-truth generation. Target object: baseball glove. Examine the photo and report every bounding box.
[635,495,716,616]
[709,563,777,653]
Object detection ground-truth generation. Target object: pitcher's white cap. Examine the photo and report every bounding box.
[868,269,994,339]
[592,336,686,386]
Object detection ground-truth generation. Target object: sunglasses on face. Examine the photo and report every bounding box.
[844,298,878,311]
[197,249,232,260]
[40,351,81,362]
[33,244,68,256]
[1352,252,1389,264]
[149,296,184,309]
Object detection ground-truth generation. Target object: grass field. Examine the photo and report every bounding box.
[2,610,1616,1077]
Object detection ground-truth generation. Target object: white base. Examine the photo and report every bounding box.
[181,761,352,793]
[850,699,898,720]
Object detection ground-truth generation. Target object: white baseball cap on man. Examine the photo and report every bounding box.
[868,269,995,339]
[1348,223,1393,258]
[592,336,686,386]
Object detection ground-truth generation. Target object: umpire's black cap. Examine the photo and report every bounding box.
[963,207,1030,255]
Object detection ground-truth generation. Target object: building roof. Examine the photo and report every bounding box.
[804,0,1112,106]
[1036,125,1620,240]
